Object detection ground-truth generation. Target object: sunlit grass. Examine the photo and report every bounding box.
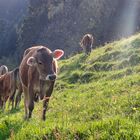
[1,33,140,139]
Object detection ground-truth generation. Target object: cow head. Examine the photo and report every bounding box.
[27,47,64,81]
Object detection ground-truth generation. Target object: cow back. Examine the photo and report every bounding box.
[80,34,93,47]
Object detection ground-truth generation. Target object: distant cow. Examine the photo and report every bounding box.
[0,65,8,75]
[0,68,19,110]
[19,46,64,120]
[80,34,94,54]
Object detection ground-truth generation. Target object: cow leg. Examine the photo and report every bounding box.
[85,45,92,55]
[15,90,22,108]
[11,96,15,110]
[42,81,55,121]
[8,98,12,110]
[0,101,4,110]
[23,87,28,119]
[28,86,34,119]
[2,99,6,111]
[15,82,23,108]
[42,99,49,120]
[0,96,7,111]
[8,90,16,110]
[24,95,28,119]
[7,73,17,110]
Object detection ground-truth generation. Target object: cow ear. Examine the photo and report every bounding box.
[52,49,64,60]
[27,57,36,66]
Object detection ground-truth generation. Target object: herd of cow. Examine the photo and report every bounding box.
[0,33,94,121]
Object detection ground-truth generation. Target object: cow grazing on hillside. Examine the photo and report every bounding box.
[0,65,8,75]
[19,46,64,120]
[0,68,19,110]
[80,34,94,55]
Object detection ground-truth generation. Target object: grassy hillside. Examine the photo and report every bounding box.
[1,33,140,139]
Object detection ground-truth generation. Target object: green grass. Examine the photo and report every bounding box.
[1,33,140,139]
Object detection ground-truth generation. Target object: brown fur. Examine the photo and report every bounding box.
[80,34,94,54]
[0,68,19,110]
[19,46,59,120]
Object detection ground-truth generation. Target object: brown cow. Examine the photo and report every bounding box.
[0,65,8,75]
[80,33,94,54]
[0,68,19,110]
[19,46,64,120]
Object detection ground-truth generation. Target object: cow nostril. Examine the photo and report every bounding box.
[48,75,56,81]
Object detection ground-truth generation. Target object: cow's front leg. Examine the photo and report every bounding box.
[42,81,54,121]
[8,93,16,110]
[42,98,49,120]
[28,85,34,119]
[22,87,28,120]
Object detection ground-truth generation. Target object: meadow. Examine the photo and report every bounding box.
[1,33,140,139]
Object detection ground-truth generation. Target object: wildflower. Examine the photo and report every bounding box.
[132,107,137,111]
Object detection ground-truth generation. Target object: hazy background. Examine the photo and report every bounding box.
[0,0,140,66]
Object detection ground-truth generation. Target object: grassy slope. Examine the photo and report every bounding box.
[1,34,140,139]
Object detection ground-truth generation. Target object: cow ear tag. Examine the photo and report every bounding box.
[27,57,36,66]
[52,49,64,60]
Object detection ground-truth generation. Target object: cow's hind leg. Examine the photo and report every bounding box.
[15,90,22,109]
[8,93,15,110]
[15,82,23,108]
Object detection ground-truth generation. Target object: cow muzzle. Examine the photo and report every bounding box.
[46,74,56,81]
